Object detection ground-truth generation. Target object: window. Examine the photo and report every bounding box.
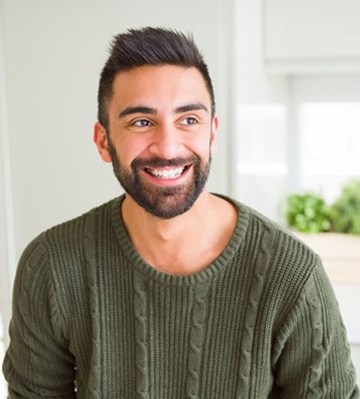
[237,104,287,176]
[233,76,360,222]
[300,102,360,202]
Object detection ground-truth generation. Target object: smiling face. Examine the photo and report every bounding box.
[94,65,218,219]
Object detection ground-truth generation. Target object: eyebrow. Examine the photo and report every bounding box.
[118,102,209,118]
[118,106,156,118]
[174,102,209,114]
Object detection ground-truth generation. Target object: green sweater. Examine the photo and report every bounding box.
[3,195,359,398]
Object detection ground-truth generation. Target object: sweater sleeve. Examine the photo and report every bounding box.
[273,257,359,398]
[2,236,76,398]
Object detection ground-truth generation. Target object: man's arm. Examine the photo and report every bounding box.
[273,258,359,398]
[2,237,76,398]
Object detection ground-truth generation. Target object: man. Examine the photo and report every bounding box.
[3,27,359,398]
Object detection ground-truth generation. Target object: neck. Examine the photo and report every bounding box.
[121,192,237,275]
[122,191,211,241]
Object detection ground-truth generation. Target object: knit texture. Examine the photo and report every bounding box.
[3,195,359,398]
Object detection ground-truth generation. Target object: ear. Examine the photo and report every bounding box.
[210,116,219,156]
[93,122,112,163]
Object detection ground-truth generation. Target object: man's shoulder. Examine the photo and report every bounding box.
[233,197,314,247]
[222,194,320,275]
[20,197,121,264]
[227,197,325,318]
[43,197,119,241]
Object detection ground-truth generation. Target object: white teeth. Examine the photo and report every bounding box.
[148,167,185,179]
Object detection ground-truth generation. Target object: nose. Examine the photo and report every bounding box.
[148,122,183,159]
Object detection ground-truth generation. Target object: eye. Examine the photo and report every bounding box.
[180,116,198,126]
[132,119,152,127]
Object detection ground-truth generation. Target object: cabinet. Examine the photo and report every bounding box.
[264,0,360,73]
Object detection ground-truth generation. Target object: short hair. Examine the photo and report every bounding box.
[97,27,216,130]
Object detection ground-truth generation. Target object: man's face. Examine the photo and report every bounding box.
[95,65,218,219]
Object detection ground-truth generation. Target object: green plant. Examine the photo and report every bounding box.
[329,179,360,235]
[285,192,331,233]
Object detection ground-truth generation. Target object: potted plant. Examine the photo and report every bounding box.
[285,192,331,233]
[329,179,360,236]
[284,180,360,284]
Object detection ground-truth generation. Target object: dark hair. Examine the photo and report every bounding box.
[97,27,215,130]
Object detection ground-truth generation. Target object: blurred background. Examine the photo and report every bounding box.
[1,0,360,394]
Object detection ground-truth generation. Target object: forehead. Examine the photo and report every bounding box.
[109,65,211,111]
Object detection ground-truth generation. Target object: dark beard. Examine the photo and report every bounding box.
[107,138,211,219]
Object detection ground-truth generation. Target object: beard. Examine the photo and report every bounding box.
[107,138,211,219]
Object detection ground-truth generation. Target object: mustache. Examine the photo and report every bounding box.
[131,156,199,169]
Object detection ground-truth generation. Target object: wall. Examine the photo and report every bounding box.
[232,0,289,220]
[0,0,13,347]
[1,0,233,267]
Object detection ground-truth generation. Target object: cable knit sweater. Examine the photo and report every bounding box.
[3,195,359,398]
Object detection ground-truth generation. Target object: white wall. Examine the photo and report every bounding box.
[0,0,13,348]
[1,0,233,266]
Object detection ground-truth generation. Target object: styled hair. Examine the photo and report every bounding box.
[97,27,215,129]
